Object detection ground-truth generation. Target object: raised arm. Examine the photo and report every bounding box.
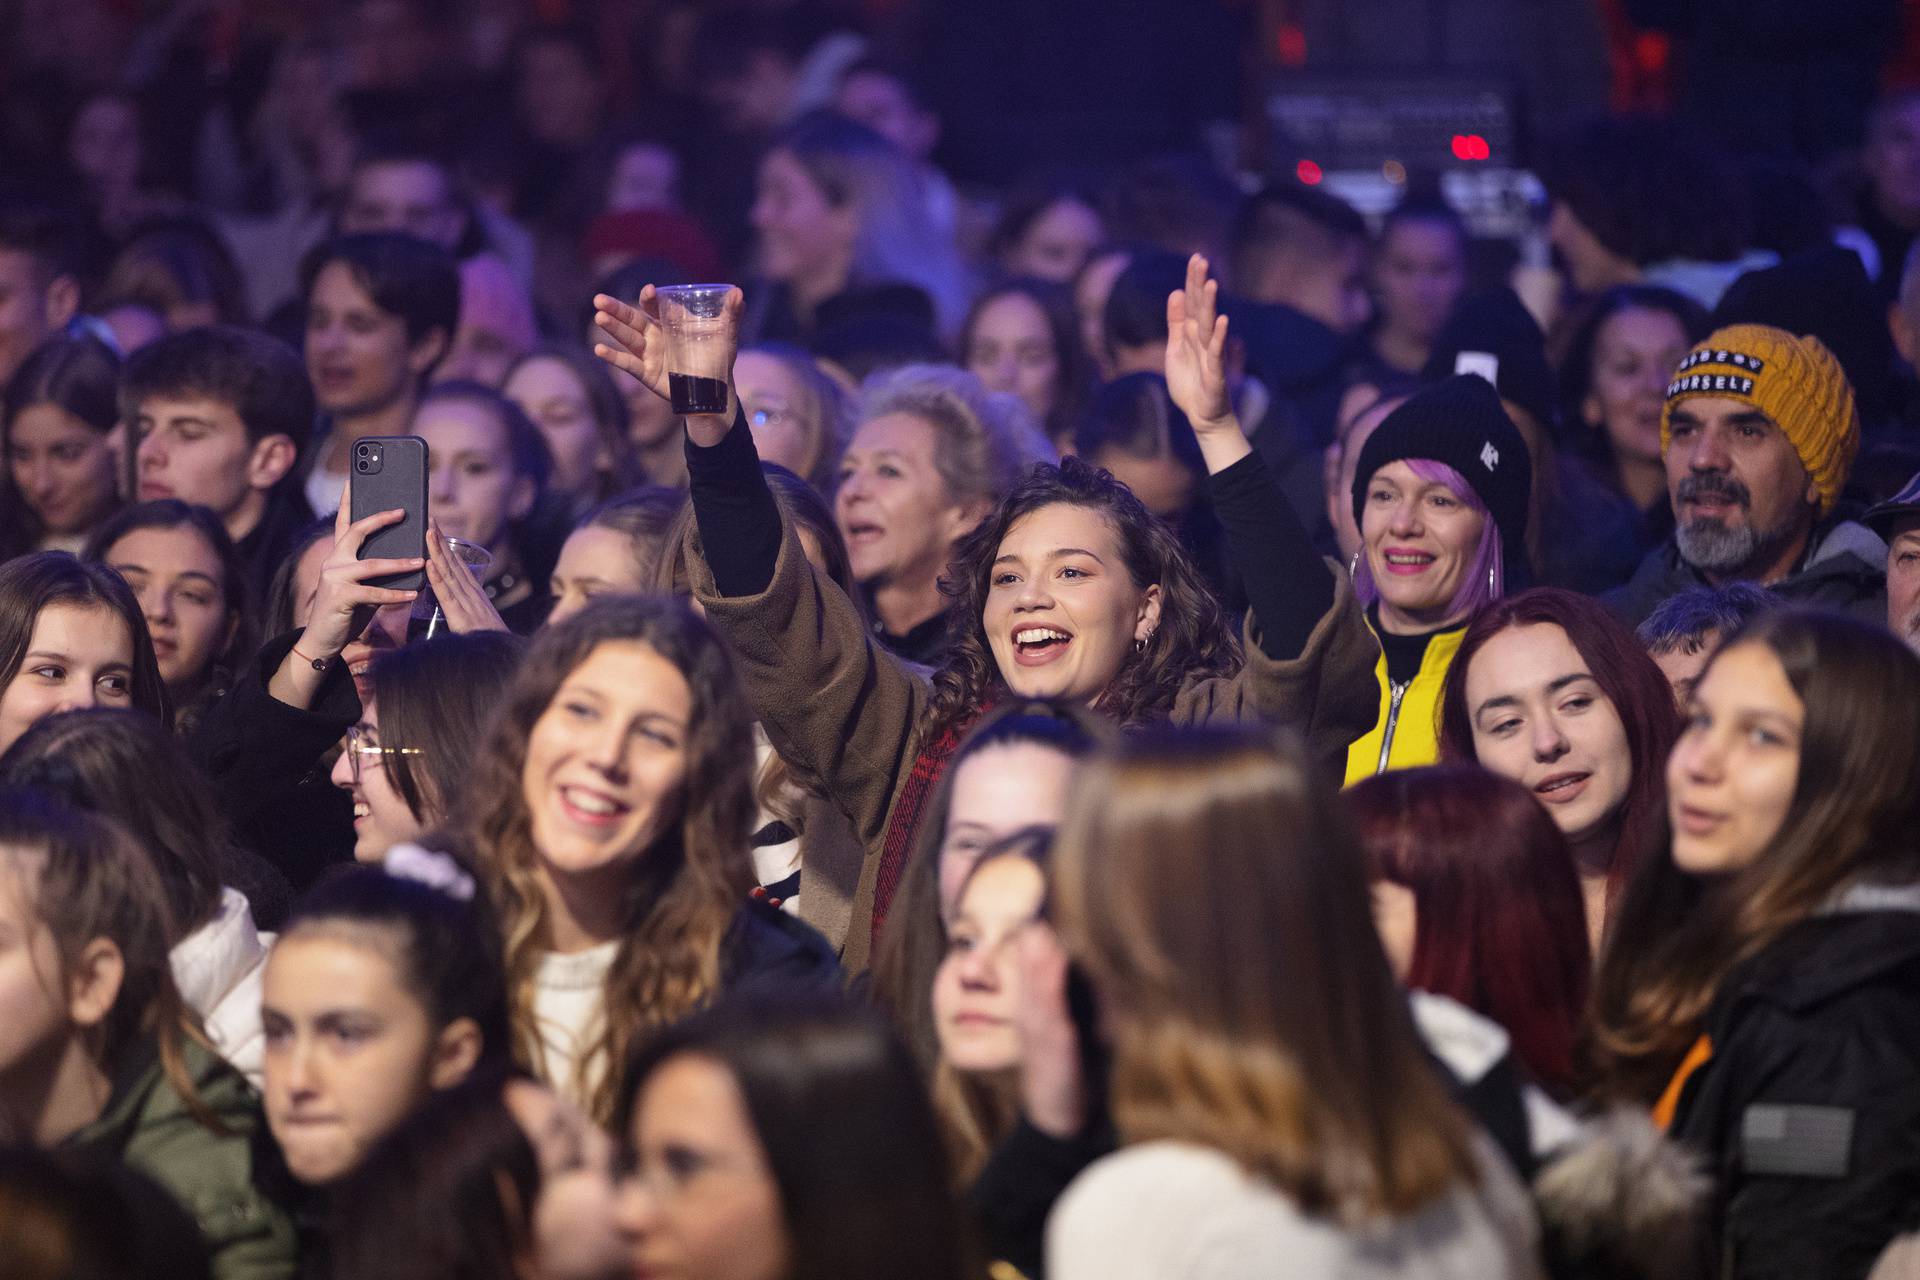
[595,287,785,598]
[1163,254,1334,661]
[592,285,930,855]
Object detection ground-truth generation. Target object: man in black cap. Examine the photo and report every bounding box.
[1865,470,1920,652]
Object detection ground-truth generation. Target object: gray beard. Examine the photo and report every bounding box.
[1676,515,1794,577]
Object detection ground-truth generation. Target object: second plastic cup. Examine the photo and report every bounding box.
[653,283,735,415]
[411,535,493,640]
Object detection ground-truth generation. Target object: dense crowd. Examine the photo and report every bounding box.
[2,4,1920,1280]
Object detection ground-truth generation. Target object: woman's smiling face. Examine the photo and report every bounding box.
[980,502,1160,705]
[521,640,692,882]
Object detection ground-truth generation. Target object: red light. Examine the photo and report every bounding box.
[1451,134,1491,162]
[1634,31,1670,71]
[1276,24,1308,67]
[1295,159,1323,185]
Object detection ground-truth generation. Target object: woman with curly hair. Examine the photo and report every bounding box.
[450,595,840,1121]
[592,255,1378,961]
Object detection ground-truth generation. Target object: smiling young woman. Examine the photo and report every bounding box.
[1437,587,1679,953]
[1343,374,1532,784]
[591,258,1378,960]
[450,596,840,1122]
[0,336,124,562]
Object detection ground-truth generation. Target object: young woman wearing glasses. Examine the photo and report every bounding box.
[331,631,527,862]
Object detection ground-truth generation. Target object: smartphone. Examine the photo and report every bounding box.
[348,435,428,592]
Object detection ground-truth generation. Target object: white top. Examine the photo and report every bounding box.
[1048,1139,1542,1280]
[751,728,802,917]
[531,941,618,1108]
[169,888,272,1091]
[1410,991,1582,1159]
[306,464,348,517]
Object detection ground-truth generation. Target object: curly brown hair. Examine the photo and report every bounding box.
[924,456,1240,740]
[451,596,757,1122]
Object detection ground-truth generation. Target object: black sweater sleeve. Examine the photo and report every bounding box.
[186,629,361,789]
[684,408,784,598]
[968,1116,1117,1280]
[1206,450,1336,661]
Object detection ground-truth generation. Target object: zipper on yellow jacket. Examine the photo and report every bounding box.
[1344,622,1468,786]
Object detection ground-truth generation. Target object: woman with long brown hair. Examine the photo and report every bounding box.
[451,595,839,1122]
[1589,611,1920,1279]
[592,256,1378,961]
[1045,728,1541,1279]
[1438,587,1679,951]
[0,551,169,756]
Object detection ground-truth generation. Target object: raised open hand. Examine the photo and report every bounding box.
[591,286,671,403]
[1164,252,1233,433]
[593,284,746,446]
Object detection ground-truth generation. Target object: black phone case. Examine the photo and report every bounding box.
[348,435,428,592]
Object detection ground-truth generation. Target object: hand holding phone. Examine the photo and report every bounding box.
[299,491,425,666]
[348,436,428,591]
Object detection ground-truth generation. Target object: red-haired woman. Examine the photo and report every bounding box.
[1437,587,1678,952]
[1346,763,1591,1096]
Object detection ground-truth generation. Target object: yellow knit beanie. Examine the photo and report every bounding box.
[1660,324,1859,517]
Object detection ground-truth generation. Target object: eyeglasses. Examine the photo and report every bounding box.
[345,724,424,786]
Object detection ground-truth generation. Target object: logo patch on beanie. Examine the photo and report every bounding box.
[1675,349,1766,376]
[1667,372,1757,399]
[1479,441,1499,472]
[1667,348,1767,401]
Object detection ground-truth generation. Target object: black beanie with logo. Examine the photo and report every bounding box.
[1350,373,1533,579]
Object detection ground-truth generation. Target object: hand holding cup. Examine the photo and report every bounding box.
[593,283,745,443]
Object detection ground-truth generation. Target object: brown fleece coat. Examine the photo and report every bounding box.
[686,512,1381,973]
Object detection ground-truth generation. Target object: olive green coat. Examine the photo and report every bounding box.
[68,1037,297,1280]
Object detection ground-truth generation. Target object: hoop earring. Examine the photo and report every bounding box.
[1135,633,1150,654]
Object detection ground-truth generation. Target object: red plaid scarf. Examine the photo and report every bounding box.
[868,712,980,950]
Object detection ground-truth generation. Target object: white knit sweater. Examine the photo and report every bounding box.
[1047,1138,1543,1280]
[530,941,618,1108]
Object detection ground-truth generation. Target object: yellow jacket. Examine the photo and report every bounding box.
[1343,622,1467,785]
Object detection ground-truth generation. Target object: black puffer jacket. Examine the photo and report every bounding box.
[1670,886,1920,1280]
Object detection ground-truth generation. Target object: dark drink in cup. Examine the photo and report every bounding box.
[668,373,731,415]
[653,284,735,416]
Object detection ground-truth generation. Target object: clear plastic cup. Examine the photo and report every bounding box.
[411,536,492,640]
[651,283,735,414]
